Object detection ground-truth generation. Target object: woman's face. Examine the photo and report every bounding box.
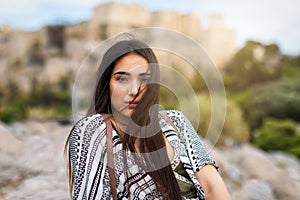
[109,53,150,118]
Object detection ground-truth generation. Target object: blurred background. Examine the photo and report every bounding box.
[0,0,299,199]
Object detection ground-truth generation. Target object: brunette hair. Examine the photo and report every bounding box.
[65,38,181,199]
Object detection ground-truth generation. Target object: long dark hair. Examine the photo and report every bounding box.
[65,38,181,199]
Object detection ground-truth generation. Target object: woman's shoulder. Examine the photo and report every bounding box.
[159,109,184,118]
[159,110,187,131]
[159,110,186,123]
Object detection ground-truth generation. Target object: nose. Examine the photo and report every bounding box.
[129,79,140,96]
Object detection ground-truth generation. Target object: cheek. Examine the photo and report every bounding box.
[109,81,126,105]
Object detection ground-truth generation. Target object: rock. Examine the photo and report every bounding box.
[211,143,300,199]
[268,152,300,200]
[0,121,71,199]
[0,121,23,155]
[3,174,69,200]
[232,144,281,181]
[231,179,274,200]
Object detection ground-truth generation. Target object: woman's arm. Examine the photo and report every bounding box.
[167,111,231,200]
[195,164,231,200]
[164,110,231,199]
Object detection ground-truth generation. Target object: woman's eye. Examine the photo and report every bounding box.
[140,76,150,84]
[117,76,128,83]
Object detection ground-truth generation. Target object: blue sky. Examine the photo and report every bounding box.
[1,0,299,55]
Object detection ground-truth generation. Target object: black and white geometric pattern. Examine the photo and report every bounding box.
[70,110,217,199]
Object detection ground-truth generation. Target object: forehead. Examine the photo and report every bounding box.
[113,53,148,73]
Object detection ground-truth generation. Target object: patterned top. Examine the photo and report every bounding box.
[69,110,217,200]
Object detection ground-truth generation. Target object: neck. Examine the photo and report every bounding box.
[110,112,129,139]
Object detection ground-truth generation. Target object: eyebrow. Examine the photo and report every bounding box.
[113,71,151,76]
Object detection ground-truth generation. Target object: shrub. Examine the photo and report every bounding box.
[0,97,29,123]
[0,80,72,123]
[253,118,300,158]
[28,104,71,121]
[244,79,300,130]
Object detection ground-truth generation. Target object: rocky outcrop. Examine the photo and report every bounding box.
[0,121,70,199]
[211,143,300,199]
[0,120,299,199]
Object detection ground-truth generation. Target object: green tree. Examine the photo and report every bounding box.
[279,54,300,79]
[244,79,300,131]
[224,41,281,92]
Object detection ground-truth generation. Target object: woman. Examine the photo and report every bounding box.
[65,37,231,199]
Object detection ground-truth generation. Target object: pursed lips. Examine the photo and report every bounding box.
[127,101,139,109]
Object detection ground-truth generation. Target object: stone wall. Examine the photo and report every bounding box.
[88,2,151,39]
[200,14,237,68]
[86,3,237,68]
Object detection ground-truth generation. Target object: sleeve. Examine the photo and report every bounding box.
[165,110,218,172]
[69,114,109,200]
